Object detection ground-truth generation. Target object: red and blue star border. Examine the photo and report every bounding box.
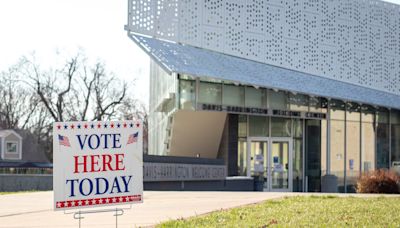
[55,122,141,130]
[56,194,142,209]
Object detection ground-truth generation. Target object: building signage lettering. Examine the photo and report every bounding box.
[144,163,226,181]
[198,103,326,119]
[53,121,143,210]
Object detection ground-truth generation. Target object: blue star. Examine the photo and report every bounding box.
[117,123,121,128]
[129,123,134,128]
[90,124,95,129]
[77,124,81,129]
[104,124,108,128]
[64,125,68,129]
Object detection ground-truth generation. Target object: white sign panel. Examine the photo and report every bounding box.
[53,121,143,210]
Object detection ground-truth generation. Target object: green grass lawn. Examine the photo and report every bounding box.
[159,196,400,227]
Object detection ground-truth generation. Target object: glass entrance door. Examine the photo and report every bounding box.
[270,139,292,191]
[248,137,292,192]
[248,140,268,188]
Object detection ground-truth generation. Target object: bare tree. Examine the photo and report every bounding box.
[21,53,128,122]
[0,51,142,161]
[117,98,149,154]
[0,66,38,129]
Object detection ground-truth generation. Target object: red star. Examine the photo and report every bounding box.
[97,123,101,128]
[123,123,127,128]
[70,124,75,129]
[136,123,140,127]
[110,123,114,128]
[84,124,88,129]
[57,125,61,129]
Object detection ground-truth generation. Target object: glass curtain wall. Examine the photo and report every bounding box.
[222,84,245,106]
[329,100,346,192]
[198,81,222,105]
[245,86,267,108]
[289,94,309,112]
[238,115,248,176]
[361,105,376,172]
[269,91,289,110]
[293,119,303,192]
[377,108,390,169]
[345,103,361,192]
[179,79,196,110]
[392,110,400,168]
[305,120,322,192]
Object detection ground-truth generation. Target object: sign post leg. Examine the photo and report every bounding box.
[73,211,84,228]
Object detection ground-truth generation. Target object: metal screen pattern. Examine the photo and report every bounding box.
[128,0,400,95]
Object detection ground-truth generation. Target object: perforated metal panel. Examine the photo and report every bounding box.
[127,0,400,95]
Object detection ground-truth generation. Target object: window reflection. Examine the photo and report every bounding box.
[377,108,389,169]
[361,105,375,172]
[391,110,400,167]
[198,81,222,105]
[245,87,266,108]
[330,119,345,192]
[179,79,195,110]
[249,116,269,137]
[222,84,244,106]
[289,94,309,112]
[269,90,289,110]
[271,117,291,137]
[237,140,247,176]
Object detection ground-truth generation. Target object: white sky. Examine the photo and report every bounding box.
[0,0,149,105]
[0,0,399,107]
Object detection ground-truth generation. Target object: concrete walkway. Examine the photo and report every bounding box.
[0,191,396,228]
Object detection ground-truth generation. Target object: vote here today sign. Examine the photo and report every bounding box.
[53,121,143,210]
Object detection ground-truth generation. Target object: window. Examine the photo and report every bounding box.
[289,94,309,112]
[361,105,375,172]
[330,119,345,192]
[198,82,222,105]
[293,119,303,192]
[346,103,361,192]
[271,117,291,137]
[248,116,269,137]
[222,84,244,106]
[330,99,345,120]
[269,90,289,110]
[377,108,390,169]
[238,115,247,138]
[6,142,17,153]
[179,79,196,110]
[391,110,400,166]
[245,87,266,108]
[309,97,327,113]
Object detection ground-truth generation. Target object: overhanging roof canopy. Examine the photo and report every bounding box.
[130,33,400,110]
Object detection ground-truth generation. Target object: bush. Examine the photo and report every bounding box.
[356,169,400,194]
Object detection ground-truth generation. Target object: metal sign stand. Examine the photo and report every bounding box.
[65,205,132,228]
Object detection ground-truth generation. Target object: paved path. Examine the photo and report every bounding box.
[0,191,395,228]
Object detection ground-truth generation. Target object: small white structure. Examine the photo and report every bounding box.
[0,130,22,160]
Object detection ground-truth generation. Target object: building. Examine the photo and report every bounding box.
[0,129,51,174]
[126,0,400,192]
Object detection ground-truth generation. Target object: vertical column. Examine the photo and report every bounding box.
[344,104,347,193]
[389,109,392,168]
[327,100,331,175]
